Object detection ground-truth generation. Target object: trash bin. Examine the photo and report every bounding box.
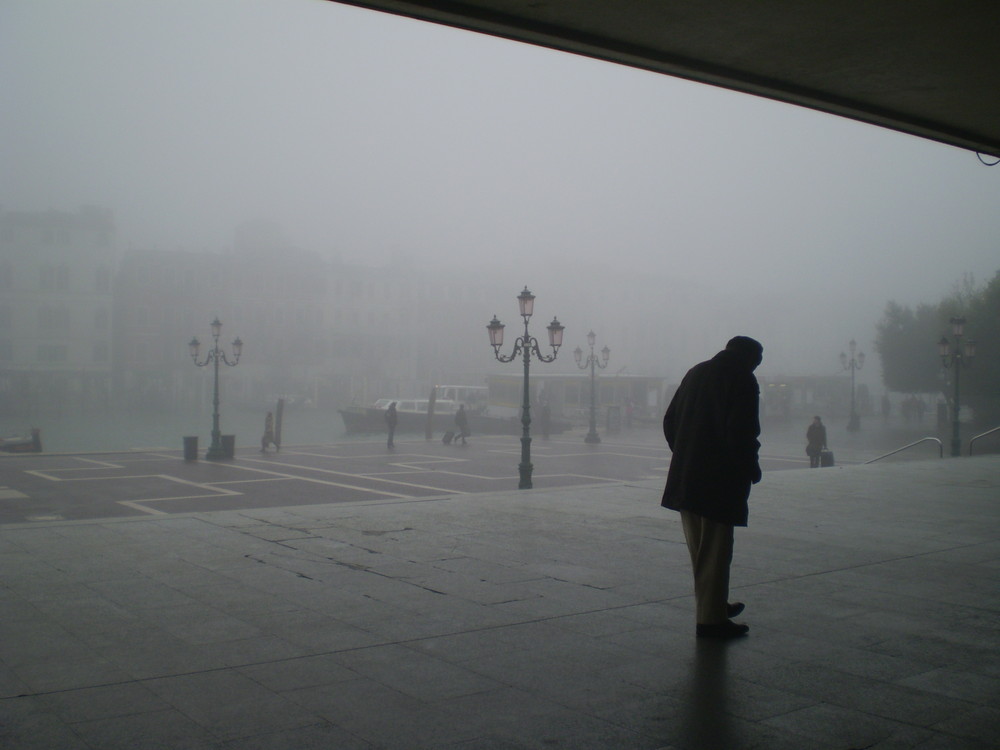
[183,436,198,461]
[221,434,235,459]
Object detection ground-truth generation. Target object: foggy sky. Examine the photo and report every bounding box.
[3,0,998,381]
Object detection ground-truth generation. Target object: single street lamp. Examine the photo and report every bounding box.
[839,339,865,432]
[938,316,976,457]
[189,317,243,460]
[487,287,564,489]
[574,331,610,444]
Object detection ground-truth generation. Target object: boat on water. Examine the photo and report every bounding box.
[337,396,570,436]
[0,428,42,453]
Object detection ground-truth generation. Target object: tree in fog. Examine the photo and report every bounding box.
[948,271,1000,424]
[876,270,1000,424]
[875,301,943,395]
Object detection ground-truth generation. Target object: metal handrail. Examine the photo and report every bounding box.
[865,437,943,464]
[969,425,1000,456]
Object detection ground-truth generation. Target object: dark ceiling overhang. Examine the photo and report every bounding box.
[329,0,1000,158]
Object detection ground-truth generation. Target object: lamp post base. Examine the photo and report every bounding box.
[205,445,227,461]
[584,432,601,444]
[205,432,228,461]
[518,462,533,489]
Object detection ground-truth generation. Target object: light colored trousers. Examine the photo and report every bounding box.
[680,510,734,625]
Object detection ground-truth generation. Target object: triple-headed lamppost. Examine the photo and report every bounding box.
[574,331,610,444]
[487,287,564,489]
[189,317,243,460]
[840,339,865,432]
[938,316,976,457]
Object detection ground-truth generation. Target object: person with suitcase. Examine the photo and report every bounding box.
[806,415,827,468]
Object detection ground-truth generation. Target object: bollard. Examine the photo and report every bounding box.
[183,436,198,461]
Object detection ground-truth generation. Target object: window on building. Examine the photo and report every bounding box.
[37,344,68,362]
[39,306,71,334]
[57,306,71,333]
[38,306,52,332]
[39,265,56,290]
[56,263,70,291]
[95,265,111,293]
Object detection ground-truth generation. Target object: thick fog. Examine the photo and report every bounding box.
[3,0,998,400]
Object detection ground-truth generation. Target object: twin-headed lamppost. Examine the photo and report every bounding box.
[488,287,564,489]
[840,339,865,432]
[938,316,976,457]
[574,331,610,444]
[189,317,243,460]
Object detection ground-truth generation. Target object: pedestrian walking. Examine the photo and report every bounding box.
[385,402,397,448]
[260,411,276,453]
[806,415,827,468]
[454,404,470,445]
[661,336,763,639]
[540,403,551,439]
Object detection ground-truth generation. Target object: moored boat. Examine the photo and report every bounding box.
[0,428,42,453]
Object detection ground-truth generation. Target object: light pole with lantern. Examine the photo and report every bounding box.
[487,287,564,489]
[938,316,976,457]
[574,331,610,444]
[840,339,865,432]
[189,317,243,460]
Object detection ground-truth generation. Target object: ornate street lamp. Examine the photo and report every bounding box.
[839,339,865,432]
[190,317,243,460]
[488,287,564,489]
[574,331,610,444]
[938,316,976,457]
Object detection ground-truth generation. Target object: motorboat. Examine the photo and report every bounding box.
[0,428,42,453]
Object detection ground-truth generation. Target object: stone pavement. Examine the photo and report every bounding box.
[1,454,998,749]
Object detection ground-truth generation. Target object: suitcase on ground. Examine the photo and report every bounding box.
[442,431,455,444]
[820,449,835,467]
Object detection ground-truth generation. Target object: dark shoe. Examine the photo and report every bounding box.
[696,620,749,639]
[727,602,745,618]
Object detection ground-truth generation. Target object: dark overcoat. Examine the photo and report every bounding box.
[661,349,761,527]
[806,422,827,456]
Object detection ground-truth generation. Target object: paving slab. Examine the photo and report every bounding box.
[0,454,997,749]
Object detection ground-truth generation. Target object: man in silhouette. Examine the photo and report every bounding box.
[662,336,763,639]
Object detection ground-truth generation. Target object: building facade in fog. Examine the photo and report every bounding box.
[112,222,491,412]
[2,208,565,417]
[0,207,117,416]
